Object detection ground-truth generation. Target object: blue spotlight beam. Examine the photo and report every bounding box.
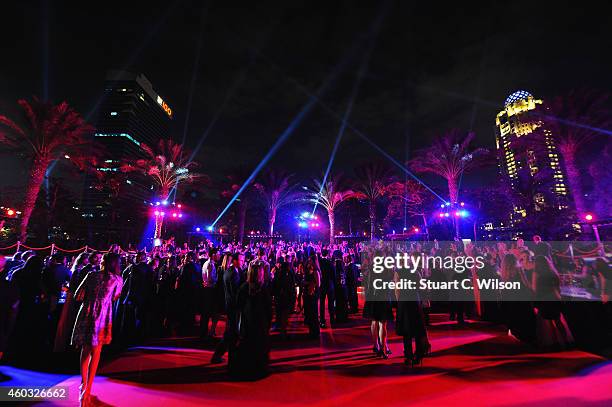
[312,2,388,214]
[211,96,318,227]
[180,4,209,147]
[211,7,391,227]
[269,65,448,203]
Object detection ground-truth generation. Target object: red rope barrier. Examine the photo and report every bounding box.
[20,244,52,250]
[0,243,18,251]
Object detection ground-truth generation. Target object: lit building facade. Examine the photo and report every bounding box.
[495,90,567,225]
[81,71,173,244]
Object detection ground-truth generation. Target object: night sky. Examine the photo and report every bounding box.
[1,0,610,194]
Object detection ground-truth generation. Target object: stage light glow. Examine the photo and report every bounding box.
[414,227,420,232]
[6,209,15,216]
[162,200,168,205]
[153,238,162,247]
[156,202,160,206]
[440,204,445,208]
[584,213,594,221]
[298,221,308,228]
[154,210,160,216]
[177,204,182,208]
[460,202,465,206]
[178,213,183,218]
[302,211,310,218]
[444,212,450,217]
[439,213,444,218]
[195,227,201,232]
[460,210,468,217]
[160,212,165,217]
[172,212,177,218]
[206,225,214,232]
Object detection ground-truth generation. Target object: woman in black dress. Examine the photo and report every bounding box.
[272,260,296,338]
[500,253,535,343]
[532,255,573,348]
[334,258,349,323]
[302,256,321,338]
[363,266,394,359]
[229,261,272,380]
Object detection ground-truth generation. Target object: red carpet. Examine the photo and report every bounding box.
[43,313,612,406]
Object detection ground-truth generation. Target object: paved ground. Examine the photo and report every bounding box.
[2,313,611,406]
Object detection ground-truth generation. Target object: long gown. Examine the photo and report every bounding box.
[229,283,272,380]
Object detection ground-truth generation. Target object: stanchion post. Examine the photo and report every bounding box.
[16,241,21,252]
[51,243,56,255]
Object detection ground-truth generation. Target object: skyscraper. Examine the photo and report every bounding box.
[81,71,174,244]
[96,70,173,173]
[495,90,568,226]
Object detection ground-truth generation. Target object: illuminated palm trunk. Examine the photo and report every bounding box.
[269,207,276,236]
[369,201,376,241]
[19,158,49,242]
[447,175,459,204]
[154,187,170,239]
[327,209,335,244]
[238,200,247,243]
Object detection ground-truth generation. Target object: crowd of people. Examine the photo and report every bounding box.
[0,235,610,403]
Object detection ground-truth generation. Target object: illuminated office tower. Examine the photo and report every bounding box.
[495,90,567,225]
[96,71,173,174]
[81,71,173,242]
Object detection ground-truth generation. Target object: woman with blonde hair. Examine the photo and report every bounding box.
[72,253,123,404]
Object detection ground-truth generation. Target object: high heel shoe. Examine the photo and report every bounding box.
[385,346,392,355]
[372,345,380,354]
[411,355,423,367]
[377,349,389,359]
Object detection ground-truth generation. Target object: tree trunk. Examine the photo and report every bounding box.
[562,152,586,215]
[19,158,49,242]
[369,201,376,241]
[154,186,171,239]
[447,176,459,204]
[269,207,276,236]
[328,209,335,245]
[421,214,430,240]
[238,200,247,244]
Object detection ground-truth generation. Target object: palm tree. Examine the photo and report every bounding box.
[355,162,393,241]
[0,98,95,241]
[410,130,489,205]
[254,169,300,236]
[543,90,610,215]
[385,179,430,235]
[127,139,200,238]
[309,175,361,244]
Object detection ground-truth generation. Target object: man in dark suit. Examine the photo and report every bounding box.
[122,251,156,342]
[319,249,336,328]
